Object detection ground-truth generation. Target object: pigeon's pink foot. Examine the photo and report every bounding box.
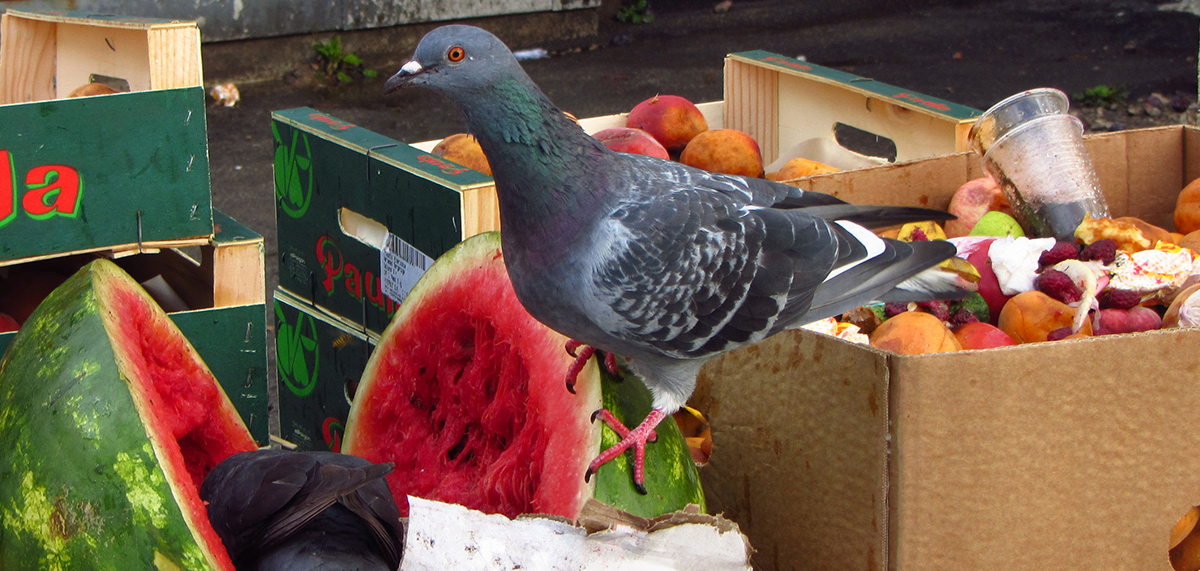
[584,408,667,495]
[564,340,619,394]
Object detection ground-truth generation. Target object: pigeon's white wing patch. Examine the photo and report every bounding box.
[824,220,886,281]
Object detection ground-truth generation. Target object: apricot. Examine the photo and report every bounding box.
[592,127,670,159]
[869,311,962,355]
[679,129,763,178]
[1174,176,1200,234]
[774,157,839,181]
[431,132,492,176]
[944,176,1011,238]
[997,290,1093,343]
[67,82,118,98]
[952,321,1017,350]
[626,94,708,152]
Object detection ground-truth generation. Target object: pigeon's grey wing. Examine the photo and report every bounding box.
[592,187,847,359]
[201,449,316,558]
[341,485,406,570]
[257,461,395,548]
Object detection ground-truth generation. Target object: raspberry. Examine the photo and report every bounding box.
[1046,326,1075,341]
[917,300,951,321]
[948,307,980,327]
[1079,239,1117,264]
[883,302,910,318]
[1097,288,1141,310]
[1034,269,1082,304]
[908,228,929,241]
[1038,240,1079,268]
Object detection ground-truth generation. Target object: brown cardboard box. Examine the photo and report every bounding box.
[692,124,1200,570]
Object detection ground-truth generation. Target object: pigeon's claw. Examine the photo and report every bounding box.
[585,408,668,494]
[564,342,596,395]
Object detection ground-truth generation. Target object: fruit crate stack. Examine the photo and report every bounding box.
[0,9,270,444]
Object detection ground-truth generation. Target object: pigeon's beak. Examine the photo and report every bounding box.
[384,60,424,94]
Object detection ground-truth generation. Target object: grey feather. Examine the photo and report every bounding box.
[386,25,969,412]
[200,449,405,571]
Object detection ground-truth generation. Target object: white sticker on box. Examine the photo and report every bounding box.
[380,233,435,304]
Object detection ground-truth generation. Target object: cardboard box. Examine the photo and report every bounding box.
[691,125,1200,570]
[0,210,270,444]
[273,287,377,452]
[0,10,213,264]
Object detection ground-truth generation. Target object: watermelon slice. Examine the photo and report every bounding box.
[0,259,256,569]
[342,232,704,520]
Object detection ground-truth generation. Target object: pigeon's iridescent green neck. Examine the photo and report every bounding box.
[452,74,609,246]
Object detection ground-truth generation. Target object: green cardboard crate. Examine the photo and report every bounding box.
[272,107,494,337]
[0,210,269,444]
[0,9,212,264]
[273,287,377,452]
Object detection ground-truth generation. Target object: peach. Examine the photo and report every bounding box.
[774,157,839,181]
[626,94,708,152]
[679,129,763,178]
[952,321,1017,350]
[1093,306,1162,335]
[432,132,492,176]
[1174,176,1200,234]
[869,311,962,355]
[592,127,670,159]
[997,290,1093,343]
[944,176,1010,238]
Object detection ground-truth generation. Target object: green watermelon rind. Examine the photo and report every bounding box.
[343,231,704,520]
[0,260,250,570]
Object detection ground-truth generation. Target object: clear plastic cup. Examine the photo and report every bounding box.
[968,88,1109,239]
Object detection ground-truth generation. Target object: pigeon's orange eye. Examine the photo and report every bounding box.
[447,46,466,62]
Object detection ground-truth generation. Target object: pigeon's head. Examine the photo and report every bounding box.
[385,25,516,95]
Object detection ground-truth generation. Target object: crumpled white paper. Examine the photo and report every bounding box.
[400,497,753,571]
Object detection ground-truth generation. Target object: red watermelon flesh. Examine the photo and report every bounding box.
[108,285,256,487]
[344,238,602,519]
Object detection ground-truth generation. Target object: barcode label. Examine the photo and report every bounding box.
[380,233,435,304]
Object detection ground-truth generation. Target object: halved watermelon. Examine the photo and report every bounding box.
[342,232,704,520]
[0,259,256,569]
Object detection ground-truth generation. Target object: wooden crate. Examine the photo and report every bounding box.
[0,210,270,444]
[1,23,212,264]
[0,9,201,104]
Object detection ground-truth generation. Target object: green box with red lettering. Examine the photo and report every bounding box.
[272,107,494,337]
[272,287,376,452]
[0,10,213,264]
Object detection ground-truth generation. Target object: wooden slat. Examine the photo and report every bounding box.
[147,26,203,89]
[207,240,266,307]
[0,14,57,104]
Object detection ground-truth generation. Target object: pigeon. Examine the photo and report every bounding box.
[384,25,971,493]
[200,449,405,571]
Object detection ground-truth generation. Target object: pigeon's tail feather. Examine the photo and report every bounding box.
[880,262,977,302]
[798,203,955,229]
[796,237,961,322]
